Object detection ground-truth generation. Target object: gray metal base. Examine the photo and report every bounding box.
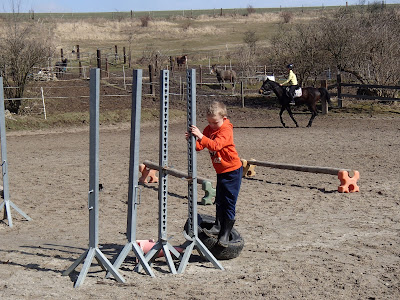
[0,199,31,227]
[136,240,181,274]
[63,247,125,288]
[178,233,224,273]
[106,241,155,278]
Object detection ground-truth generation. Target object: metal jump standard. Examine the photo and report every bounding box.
[177,69,224,273]
[62,69,125,288]
[107,69,155,278]
[0,77,31,227]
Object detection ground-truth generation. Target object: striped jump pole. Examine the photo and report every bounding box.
[0,77,31,227]
[242,159,360,193]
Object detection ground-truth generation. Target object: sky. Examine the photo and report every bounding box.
[6,0,400,13]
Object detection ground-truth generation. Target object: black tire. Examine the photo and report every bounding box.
[184,213,244,260]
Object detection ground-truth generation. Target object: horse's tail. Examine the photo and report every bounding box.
[318,87,332,106]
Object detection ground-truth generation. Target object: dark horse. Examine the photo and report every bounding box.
[55,58,68,78]
[176,55,188,69]
[210,65,237,91]
[259,78,332,127]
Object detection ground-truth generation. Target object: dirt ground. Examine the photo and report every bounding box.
[1,100,400,299]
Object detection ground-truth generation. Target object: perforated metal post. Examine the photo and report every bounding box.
[0,77,31,227]
[63,69,125,288]
[107,69,154,278]
[177,69,224,273]
[139,70,181,274]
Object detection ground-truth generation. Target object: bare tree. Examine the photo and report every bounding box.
[0,2,54,113]
[269,4,400,92]
[317,5,400,94]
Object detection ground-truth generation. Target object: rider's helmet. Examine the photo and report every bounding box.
[287,63,294,70]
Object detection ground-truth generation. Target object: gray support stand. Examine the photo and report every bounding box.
[177,69,224,273]
[63,69,125,288]
[0,77,31,227]
[138,70,181,274]
[107,70,154,278]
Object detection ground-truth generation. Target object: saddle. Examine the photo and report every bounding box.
[294,87,302,98]
[286,87,302,98]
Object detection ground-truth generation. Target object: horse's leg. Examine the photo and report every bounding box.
[307,104,318,127]
[286,106,299,127]
[279,107,286,128]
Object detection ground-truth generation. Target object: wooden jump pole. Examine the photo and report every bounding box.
[242,159,360,193]
[142,160,214,184]
[247,159,350,175]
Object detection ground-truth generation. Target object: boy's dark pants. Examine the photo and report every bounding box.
[215,166,243,221]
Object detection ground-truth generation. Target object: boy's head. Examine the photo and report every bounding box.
[207,101,227,118]
[206,101,227,130]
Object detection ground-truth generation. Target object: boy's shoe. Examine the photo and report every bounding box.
[290,100,295,105]
[203,214,221,237]
[217,219,235,248]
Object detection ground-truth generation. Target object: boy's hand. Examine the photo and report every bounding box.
[189,125,203,141]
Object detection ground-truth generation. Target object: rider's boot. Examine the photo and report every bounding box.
[290,95,296,105]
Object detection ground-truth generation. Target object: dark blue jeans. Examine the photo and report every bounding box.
[215,166,243,220]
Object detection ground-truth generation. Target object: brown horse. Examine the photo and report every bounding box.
[176,55,188,69]
[259,78,332,127]
[210,65,237,91]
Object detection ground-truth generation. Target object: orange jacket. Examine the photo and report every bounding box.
[196,119,242,174]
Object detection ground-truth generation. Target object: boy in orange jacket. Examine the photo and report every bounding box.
[186,101,243,247]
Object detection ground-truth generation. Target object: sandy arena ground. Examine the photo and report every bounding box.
[1,108,399,299]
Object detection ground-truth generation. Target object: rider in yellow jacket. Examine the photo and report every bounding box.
[281,64,298,105]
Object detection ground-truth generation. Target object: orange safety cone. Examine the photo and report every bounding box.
[136,239,184,259]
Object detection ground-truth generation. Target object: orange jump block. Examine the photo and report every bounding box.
[338,170,360,193]
[241,159,256,178]
[139,164,159,184]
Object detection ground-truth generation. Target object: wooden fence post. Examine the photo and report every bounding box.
[337,73,342,108]
[155,54,159,75]
[105,58,109,78]
[76,45,80,60]
[199,65,203,89]
[241,81,244,108]
[97,49,101,78]
[169,56,174,72]
[149,65,154,96]
[321,79,328,114]
[76,45,81,78]
[123,47,126,64]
